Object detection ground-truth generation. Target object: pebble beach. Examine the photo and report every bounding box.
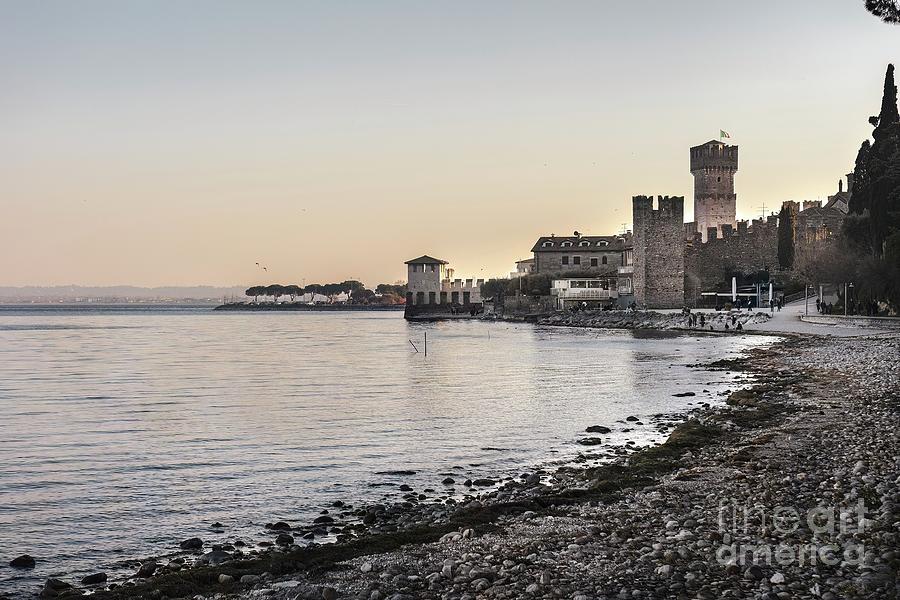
[36,322,896,600]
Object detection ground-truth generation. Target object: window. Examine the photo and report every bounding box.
[562,256,569,265]
[451,291,459,304]
[590,258,598,267]
[597,240,608,247]
[587,280,600,288]
[602,256,607,265]
[415,291,425,305]
[428,292,436,304]
[440,291,447,304]
[542,241,554,248]
[579,241,590,247]
[573,256,581,265]
[430,265,436,272]
[561,241,573,247]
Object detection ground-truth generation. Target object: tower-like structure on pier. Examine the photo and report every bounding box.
[690,140,738,242]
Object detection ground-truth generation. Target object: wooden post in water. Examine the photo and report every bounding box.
[424,331,427,357]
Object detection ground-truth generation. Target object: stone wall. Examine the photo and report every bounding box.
[632,195,685,308]
[533,249,623,275]
[684,217,779,306]
[691,141,738,242]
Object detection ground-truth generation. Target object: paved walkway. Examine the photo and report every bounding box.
[723,300,892,337]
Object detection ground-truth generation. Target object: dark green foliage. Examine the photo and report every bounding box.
[838,64,900,310]
[846,65,900,256]
[375,283,406,296]
[242,280,395,304]
[865,1,900,24]
[777,204,795,269]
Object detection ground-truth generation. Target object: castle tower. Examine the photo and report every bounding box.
[632,195,685,308]
[690,140,738,242]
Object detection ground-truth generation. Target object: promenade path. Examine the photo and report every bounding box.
[700,299,896,337]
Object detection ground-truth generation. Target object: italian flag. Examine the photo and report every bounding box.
[720,129,731,139]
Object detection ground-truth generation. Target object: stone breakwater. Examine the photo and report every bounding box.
[37,334,899,600]
[540,309,771,331]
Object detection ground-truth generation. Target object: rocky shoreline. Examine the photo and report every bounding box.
[539,309,772,331]
[14,331,900,600]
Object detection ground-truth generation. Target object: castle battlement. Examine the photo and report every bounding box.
[690,140,738,243]
[688,217,777,247]
[690,141,739,171]
[632,195,684,218]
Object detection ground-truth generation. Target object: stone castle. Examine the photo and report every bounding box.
[628,141,848,308]
[632,196,685,308]
[689,140,738,242]
[406,138,849,313]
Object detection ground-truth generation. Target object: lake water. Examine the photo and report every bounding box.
[0,308,775,595]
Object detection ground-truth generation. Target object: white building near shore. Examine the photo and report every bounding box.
[404,255,484,307]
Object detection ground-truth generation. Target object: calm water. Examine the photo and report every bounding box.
[0,308,775,595]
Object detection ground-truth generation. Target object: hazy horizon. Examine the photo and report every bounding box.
[2,1,897,288]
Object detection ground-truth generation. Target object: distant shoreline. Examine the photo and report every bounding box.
[213,303,405,312]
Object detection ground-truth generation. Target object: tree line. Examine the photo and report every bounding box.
[245,281,407,304]
[777,64,900,312]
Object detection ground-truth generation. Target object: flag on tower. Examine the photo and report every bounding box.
[720,129,731,139]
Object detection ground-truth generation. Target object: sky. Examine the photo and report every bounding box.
[1,1,897,288]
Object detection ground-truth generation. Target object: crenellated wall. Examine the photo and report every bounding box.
[684,217,779,306]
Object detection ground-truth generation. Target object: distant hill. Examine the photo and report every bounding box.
[0,285,248,303]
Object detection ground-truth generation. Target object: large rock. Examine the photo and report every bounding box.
[577,437,603,446]
[135,562,158,578]
[586,425,611,434]
[179,537,204,550]
[80,573,107,585]
[197,550,231,566]
[40,579,79,598]
[9,554,36,569]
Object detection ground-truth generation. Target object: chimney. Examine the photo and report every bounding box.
[839,179,843,193]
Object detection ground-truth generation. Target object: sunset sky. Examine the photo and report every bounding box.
[2,1,897,288]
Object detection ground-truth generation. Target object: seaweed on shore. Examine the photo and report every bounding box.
[92,338,807,600]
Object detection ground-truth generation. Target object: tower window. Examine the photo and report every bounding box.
[717,176,721,182]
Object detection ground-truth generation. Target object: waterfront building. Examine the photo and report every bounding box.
[511,258,535,278]
[404,255,483,308]
[788,176,852,243]
[529,233,631,275]
[551,276,619,310]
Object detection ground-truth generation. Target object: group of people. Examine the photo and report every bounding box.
[769,296,784,313]
[816,298,881,316]
[681,308,743,331]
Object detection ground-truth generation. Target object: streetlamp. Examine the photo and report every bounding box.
[846,282,854,316]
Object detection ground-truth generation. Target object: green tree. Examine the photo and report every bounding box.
[284,284,301,301]
[264,284,284,302]
[245,286,264,302]
[350,287,376,304]
[865,0,900,24]
[846,64,900,257]
[777,204,795,269]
